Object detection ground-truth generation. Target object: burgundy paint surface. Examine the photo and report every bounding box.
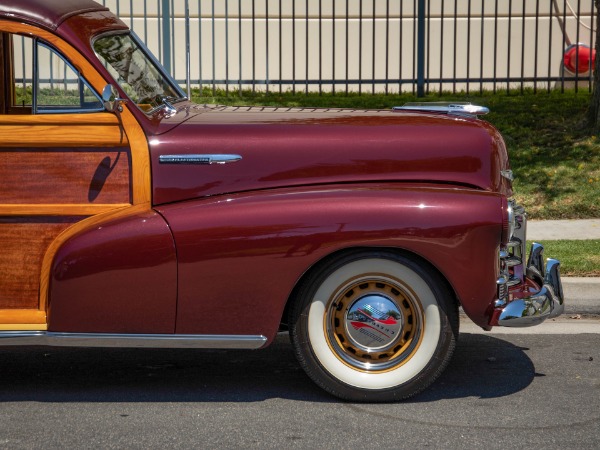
[49,210,177,333]
[4,1,514,338]
[158,184,503,340]
[149,106,512,206]
[0,0,107,32]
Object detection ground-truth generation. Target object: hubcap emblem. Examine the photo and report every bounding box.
[345,295,403,351]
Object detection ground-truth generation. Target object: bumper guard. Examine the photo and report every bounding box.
[493,202,564,327]
[497,243,564,327]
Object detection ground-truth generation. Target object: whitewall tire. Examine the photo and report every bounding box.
[289,250,458,402]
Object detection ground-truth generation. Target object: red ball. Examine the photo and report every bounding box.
[563,44,596,73]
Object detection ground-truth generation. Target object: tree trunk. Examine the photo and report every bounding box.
[589,0,600,131]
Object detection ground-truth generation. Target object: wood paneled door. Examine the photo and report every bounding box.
[0,29,139,330]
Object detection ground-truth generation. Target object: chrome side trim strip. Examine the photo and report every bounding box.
[0,332,267,349]
[159,154,242,165]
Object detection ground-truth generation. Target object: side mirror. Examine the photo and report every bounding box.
[102,84,127,113]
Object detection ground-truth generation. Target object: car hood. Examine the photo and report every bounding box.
[149,105,512,205]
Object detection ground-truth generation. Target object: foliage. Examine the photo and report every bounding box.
[14,85,32,106]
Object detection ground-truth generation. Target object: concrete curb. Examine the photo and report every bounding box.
[521,220,600,314]
[562,277,600,314]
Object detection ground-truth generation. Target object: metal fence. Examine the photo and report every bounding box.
[103,1,597,95]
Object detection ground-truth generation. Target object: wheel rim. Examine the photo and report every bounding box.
[325,275,424,372]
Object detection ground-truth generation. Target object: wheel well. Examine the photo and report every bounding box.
[279,246,460,330]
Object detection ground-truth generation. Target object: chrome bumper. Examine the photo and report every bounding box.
[497,243,564,327]
[494,202,564,327]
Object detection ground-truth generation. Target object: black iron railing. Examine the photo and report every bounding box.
[99,1,599,95]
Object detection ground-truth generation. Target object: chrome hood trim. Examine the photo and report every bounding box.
[393,102,490,117]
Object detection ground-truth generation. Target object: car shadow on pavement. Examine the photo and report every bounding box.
[409,332,536,403]
[0,333,534,403]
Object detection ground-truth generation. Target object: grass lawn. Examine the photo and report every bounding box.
[192,87,600,220]
[530,240,600,277]
[482,92,599,220]
[194,88,600,276]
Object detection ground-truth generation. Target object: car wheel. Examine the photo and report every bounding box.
[289,250,458,402]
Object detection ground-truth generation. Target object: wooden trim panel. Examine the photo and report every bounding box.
[0,324,47,331]
[0,126,127,147]
[0,113,128,147]
[0,219,76,309]
[120,110,151,205]
[0,149,131,205]
[0,204,131,216]
[0,310,46,325]
[0,20,151,206]
[0,21,153,328]
[0,114,121,124]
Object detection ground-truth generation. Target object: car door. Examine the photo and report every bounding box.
[0,27,150,331]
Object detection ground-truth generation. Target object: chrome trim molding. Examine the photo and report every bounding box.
[496,201,564,327]
[393,102,489,117]
[0,332,268,349]
[497,200,527,300]
[159,96,178,117]
[501,169,514,182]
[159,154,242,165]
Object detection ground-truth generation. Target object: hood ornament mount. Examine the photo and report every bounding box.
[393,102,490,118]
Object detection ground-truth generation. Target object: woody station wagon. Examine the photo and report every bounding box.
[0,0,564,401]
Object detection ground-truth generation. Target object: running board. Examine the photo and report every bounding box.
[0,331,268,349]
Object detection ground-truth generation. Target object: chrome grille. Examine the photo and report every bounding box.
[497,201,527,305]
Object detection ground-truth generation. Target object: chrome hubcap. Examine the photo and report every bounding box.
[326,276,423,372]
[344,294,404,352]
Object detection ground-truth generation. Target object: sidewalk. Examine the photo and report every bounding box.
[528,219,600,314]
[528,219,600,240]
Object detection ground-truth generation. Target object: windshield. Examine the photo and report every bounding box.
[93,33,185,113]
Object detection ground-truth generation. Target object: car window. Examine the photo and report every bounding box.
[93,33,184,113]
[11,35,33,108]
[10,34,103,114]
[35,42,103,113]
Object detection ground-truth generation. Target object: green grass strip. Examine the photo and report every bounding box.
[528,240,600,277]
[192,88,600,220]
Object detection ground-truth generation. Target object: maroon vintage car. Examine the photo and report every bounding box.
[0,0,563,402]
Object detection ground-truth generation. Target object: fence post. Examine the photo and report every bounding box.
[416,0,426,97]
[161,0,172,75]
[185,0,191,98]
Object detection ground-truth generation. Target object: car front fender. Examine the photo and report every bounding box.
[48,206,177,333]
[157,183,503,341]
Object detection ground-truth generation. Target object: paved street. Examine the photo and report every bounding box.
[0,319,598,449]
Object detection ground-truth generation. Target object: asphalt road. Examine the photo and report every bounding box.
[0,321,598,450]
